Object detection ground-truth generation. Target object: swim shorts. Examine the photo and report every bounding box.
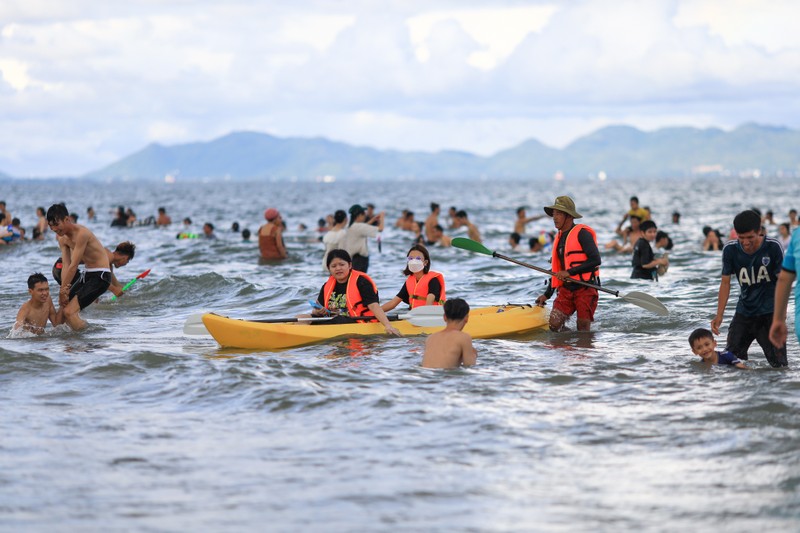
[68,270,111,310]
[52,257,80,286]
[553,285,598,322]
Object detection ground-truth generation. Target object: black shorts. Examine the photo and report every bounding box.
[726,312,788,368]
[69,271,112,310]
[52,257,80,286]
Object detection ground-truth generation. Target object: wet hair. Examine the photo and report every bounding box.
[158,207,166,214]
[516,206,526,215]
[456,210,468,219]
[656,231,674,250]
[630,196,639,203]
[403,244,431,276]
[629,215,642,223]
[183,217,192,225]
[733,210,761,234]
[28,272,47,289]
[204,222,214,231]
[231,221,240,232]
[32,228,42,239]
[241,228,251,240]
[46,203,69,224]
[70,213,79,222]
[688,327,714,348]
[115,241,136,259]
[37,206,45,216]
[11,217,20,226]
[333,210,347,224]
[510,232,521,245]
[443,298,469,321]
[528,237,543,251]
[430,203,440,212]
[640,220,657,232]
[434,224,444,232]
[326,248,352,268]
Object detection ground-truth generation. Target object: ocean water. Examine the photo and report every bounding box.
[1,176,799,531]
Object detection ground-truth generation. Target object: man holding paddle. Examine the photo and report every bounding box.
[535,196,602,332]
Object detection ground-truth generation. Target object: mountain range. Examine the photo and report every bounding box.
[4,123,800,181]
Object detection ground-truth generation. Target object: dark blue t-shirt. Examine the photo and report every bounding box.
[721,237,783,316]
[717,350,742,366]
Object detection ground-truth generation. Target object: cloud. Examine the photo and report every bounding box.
[1,0,799,175]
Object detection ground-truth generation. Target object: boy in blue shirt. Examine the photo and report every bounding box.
[689,328,747,368]
[770,226,800,351]
[711,210,787,367]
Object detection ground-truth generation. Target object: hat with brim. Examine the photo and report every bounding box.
[544,196,582,219]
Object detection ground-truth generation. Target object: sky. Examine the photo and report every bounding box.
[1,0,799,176]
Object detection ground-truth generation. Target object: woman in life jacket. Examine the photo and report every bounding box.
[381,244,446,313]
[309,249,401,335]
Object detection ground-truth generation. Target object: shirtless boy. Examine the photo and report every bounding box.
[14,273,63,334]
[47,203,112,330]
[54,241,135,299]
[422,298,478,369]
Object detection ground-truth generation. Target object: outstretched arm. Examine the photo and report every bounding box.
[711,275,732,335]
[367,302,401,336]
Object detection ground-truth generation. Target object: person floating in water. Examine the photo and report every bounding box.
[13,273,64,334]
[422,298,477,369]
[47,203,111,330]
[689,328,747,368]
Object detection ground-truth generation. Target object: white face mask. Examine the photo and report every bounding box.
[407,257,425,273]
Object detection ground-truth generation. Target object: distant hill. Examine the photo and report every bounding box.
[82,123,800,181]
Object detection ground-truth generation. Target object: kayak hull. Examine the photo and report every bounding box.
[202,304,548,350]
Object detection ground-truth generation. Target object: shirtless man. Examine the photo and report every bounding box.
[454,210,481,243]
[13,273,63,334]
[514,207,544,234]
[156,207,172,227]
[422,298,477,369]
[54,241,135,298]
[429,224,452,247]
[424,203,441,243]
[47,203,111,330]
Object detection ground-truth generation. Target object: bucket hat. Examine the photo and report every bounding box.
[544,196,582,219]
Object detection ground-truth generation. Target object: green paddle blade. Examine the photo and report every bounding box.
[452,237,494,256]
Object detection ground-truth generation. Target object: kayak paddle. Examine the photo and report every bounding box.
[110,269,151,301]
[182,305,445,336]
[452,237,668,316]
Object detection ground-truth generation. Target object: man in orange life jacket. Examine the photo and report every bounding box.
[535,196,601,332]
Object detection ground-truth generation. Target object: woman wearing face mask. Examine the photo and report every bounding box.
[381,244,446,313]
[310,249,401,336]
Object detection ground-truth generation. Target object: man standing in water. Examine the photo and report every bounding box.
[712,210,786,367]
[535,196,601,332]
[47,203,111,330]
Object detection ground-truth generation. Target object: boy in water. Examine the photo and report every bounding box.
[689,328,747,368]
[47,203,112,330]
[14,273,63,334]
[422,298,477,369]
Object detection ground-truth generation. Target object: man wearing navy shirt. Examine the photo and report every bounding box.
[711,210,787,367]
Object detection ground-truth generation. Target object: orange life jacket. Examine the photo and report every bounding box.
[551,224,600,288]
[405,270,446,308]
[322,270,377,317]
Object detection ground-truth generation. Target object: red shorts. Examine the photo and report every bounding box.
[553,285,598,322]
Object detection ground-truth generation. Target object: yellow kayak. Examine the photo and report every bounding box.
[202,304,548,350]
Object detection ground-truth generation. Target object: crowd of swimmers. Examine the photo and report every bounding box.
[5,195,800,371]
